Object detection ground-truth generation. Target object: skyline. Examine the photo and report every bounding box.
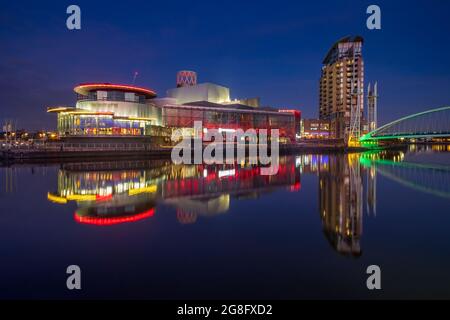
[1,0,450,130]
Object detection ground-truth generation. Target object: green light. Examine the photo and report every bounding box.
[359,106,450,142]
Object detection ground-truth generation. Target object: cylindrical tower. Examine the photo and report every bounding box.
[176,70,197,87]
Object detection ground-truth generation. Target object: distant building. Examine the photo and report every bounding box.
[319,36,365,140]
[301,119,330,139]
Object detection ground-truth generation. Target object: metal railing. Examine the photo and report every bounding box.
[0,142,169,153]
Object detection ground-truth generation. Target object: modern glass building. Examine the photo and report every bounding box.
[48,83,162,137]
[47,78,300,144]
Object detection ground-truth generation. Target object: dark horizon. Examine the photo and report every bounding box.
[1,0,450,130]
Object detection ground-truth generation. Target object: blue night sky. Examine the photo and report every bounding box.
[1,0,449,130]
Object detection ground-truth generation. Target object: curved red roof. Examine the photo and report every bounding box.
[74,83,157,98]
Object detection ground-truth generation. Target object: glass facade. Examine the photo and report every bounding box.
[51,87,163,137]
[50,86,298,142]
[77,90,147,104]
[57,113,150,136]
[162,105,297,142]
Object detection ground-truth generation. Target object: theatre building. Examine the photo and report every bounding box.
[47,72,301,147]
[48,83,162,136]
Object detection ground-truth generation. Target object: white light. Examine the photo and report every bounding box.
[218,128,236,133]
[218,169,235,178]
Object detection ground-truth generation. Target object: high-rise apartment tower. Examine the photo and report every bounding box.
[319,36,364,141]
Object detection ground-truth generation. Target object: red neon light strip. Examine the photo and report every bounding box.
[74,209,155,226]
[75,83,156,96]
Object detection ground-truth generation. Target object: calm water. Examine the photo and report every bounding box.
[0,145,449,299]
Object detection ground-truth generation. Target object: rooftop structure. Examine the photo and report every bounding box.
[167,82,231,105]
[322,36,364,65]
[176,70,197,87]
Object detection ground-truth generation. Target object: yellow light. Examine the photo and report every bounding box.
[68,111,114,116]
[47,193,68,204]
[66,194,97,201]
[47,107,74,113]
[123,116,156,122]
[347,137,361,147]
[128,185,157,196]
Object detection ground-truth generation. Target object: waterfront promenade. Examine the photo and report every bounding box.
[0,139,380,161]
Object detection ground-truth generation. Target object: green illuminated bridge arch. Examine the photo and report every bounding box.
[360,106,450,142]
[360,155,450,199]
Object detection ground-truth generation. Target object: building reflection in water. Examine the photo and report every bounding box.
[366,163,377,217]
[296,151,406,257]
[47,160,165,225]
[47,149,438,257]
[297,154,365,256]
[317,154,363,257]
[47,157,301,225]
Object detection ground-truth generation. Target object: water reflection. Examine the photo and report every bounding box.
[44,147,450,256]
[317,154,364,257]
[47,157,301,225]
[360,149,450,199]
